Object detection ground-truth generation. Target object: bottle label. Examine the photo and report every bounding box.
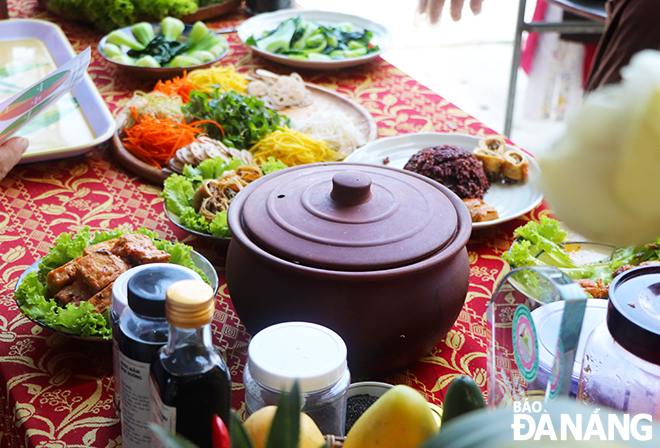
[112,336,122,415]
[150,374,177,448]
[119,352,154,448]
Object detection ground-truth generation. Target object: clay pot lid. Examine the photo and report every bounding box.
[240,163,460,271]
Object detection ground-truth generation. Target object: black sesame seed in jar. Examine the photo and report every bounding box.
[345,394,379,433]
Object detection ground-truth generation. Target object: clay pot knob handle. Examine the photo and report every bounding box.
[330,171,372,206]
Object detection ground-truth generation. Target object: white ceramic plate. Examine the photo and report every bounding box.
[344,132,544,228]
[237,9,393,70]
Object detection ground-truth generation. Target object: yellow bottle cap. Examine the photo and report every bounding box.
[165,280,215,329]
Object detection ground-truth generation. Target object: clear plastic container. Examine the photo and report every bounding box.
[244,322,350,436]
[578,265,660,419]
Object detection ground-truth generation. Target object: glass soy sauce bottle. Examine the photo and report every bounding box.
[150,280,232,448]
[116,265,201,448]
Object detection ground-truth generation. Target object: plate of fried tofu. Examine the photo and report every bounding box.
[15,232,218,340]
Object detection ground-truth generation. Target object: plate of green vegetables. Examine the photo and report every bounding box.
[237,10,393,70]
[99,17,228,78]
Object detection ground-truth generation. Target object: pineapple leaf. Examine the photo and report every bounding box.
[265,381,301,448]
[231,410,257,448]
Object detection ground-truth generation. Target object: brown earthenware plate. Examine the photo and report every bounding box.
[111,83,377,184]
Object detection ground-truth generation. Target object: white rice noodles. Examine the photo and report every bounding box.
[291,110,366,155]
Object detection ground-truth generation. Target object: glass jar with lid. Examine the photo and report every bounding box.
[578,265,660,418]
[243,321,350,436]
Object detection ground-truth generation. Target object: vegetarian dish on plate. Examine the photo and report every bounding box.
[236,10,393,70]
[116,65,367,172]
[245,16,380,62]
[343,132,542,228]
[14,227,210,339]
[100,18,228,68]
[504,216,660,299]
[162,156,287,238]
[403,137,530,223]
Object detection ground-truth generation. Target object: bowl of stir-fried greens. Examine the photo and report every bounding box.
[237,10,393,70]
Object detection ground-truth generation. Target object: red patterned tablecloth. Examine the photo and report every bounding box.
[0,1,551,447]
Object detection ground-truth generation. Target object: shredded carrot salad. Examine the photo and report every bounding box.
[152,72,198,104]
[122,107,224,169]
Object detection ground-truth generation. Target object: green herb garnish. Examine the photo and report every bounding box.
[183,90,289,149]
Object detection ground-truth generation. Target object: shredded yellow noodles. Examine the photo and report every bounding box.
[249,128,345,166]
[187,65,249,94]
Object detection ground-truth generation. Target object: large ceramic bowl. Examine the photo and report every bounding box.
[225,162,472,375]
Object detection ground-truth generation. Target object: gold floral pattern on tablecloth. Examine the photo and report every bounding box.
[0,1,548,446]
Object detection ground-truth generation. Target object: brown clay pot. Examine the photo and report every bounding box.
[226,163,471,375]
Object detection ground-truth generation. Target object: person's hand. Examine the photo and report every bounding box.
[417,0,485,25]
[0,137,28,181]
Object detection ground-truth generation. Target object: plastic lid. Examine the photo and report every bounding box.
[166,280,215,329]
[127,265,201,318]
[533,299,608,387]
[111,264,203,318]
[247,322,348,393]
[240,164,459,271]
[608,265,660,365]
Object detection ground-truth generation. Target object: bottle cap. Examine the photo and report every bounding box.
[247,322,348,393]
[166,280,215,328]
[113,264,203,319]
[127,265,200,318]
[608,265,660,365]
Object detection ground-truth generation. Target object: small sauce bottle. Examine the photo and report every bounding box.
[111,264,203,417]
[116,265,201,448]
[150,280,232,448]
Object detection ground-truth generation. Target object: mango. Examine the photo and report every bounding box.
[343,385,439,448]
[243,406,326,448]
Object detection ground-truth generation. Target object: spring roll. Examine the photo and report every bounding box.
[501,148,529,183]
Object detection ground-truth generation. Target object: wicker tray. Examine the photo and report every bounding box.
[38,0,242,24]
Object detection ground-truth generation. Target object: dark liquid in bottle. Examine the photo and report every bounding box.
[151,345,232,448]
[117,324,168,363]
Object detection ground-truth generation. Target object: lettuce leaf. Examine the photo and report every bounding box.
[15,227,209,339]
[503,218,660,290]
[261,157,288,175]
[162,174,195,216]
[209,212,230,237]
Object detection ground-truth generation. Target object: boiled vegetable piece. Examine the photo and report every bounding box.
[255,18,297,53]
[135,55,161,67]
[161,16,185,41]
[106,29,145,51]
[189,20,212,44]
[132,22,156,47]
[110,54,135,65]
[189,31,224,53]
[189,51,215,63]
[102,43,122,58]
[168,54,202,67]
